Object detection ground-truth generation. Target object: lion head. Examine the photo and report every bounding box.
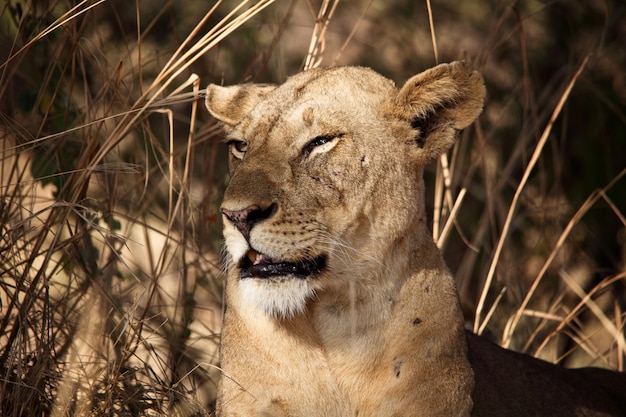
[206,62,484,319]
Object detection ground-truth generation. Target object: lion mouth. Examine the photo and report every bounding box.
[239,249,327,279]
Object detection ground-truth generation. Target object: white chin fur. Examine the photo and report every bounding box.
[239,278,314,318]
[223,227,249,262]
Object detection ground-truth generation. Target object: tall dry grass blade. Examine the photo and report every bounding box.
[426,0,445,242]
[425,0,439,65]
[474,55,591,336]
[432,160,445,242]
[436,187,466,249]
[518,309,564,322]
[477,287,507,335]
[598,189,626,227]
[303,0,340,70]
[150,75,201,278]
[426,7,469,251]
[615,301,624,371]
[433,149,476,251]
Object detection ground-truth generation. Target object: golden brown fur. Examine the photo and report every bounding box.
[205,62,626,417]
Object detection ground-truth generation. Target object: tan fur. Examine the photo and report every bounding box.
[205,62,626,417]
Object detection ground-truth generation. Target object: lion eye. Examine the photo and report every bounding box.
[308,135,333,147]
[303,134,342,157]
[227,140,248,159]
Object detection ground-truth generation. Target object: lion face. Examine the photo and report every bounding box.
[206,63,485,318]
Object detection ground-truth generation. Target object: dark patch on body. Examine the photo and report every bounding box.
[393,357,404,378]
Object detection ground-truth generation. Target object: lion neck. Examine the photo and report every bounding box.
[308,201,453,351]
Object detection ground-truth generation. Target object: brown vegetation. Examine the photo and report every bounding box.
[0,0,624,415]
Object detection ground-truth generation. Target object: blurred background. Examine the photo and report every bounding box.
[1,0,625,415]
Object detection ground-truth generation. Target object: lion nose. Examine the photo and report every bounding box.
[221,203,278,240]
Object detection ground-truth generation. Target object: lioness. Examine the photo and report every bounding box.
[205,61,626,417]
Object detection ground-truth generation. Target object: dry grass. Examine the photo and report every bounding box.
[1,0,625,415]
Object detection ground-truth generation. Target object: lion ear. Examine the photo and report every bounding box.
[205,83,277,126]
[394,61,486,163]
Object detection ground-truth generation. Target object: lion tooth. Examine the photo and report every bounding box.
[255,253,267,265]
[245,250,278,265]
[247,250,258,264]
